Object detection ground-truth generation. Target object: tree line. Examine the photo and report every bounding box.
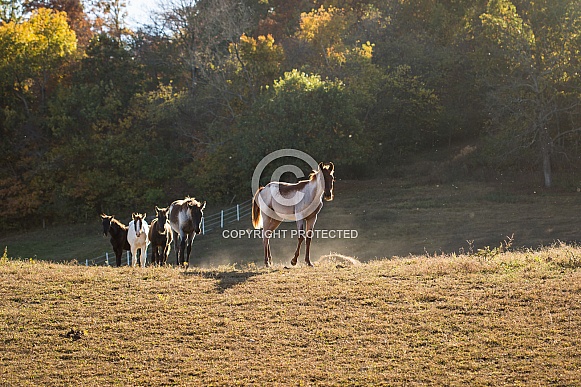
[1,0,581,230]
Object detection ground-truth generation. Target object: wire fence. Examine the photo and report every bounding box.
[88,199,253,266]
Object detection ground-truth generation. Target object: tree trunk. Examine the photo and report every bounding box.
[540,130,553,188]
[542,148,552,188]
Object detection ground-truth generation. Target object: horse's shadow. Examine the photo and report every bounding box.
[181,269,264,293]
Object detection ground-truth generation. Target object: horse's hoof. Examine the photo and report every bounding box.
[306,261,314,267]
[290,259,297,266]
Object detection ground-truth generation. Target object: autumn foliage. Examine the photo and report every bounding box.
[2,0,581,229]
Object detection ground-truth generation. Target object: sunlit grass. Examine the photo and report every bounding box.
[1,245,580,386]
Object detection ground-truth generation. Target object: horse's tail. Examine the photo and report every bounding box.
[252,187,263,229]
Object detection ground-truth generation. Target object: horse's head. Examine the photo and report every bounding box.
[101,214,113,236]
[319,162,335,201]
[187,199,206,234]
[155,206,169,224]
[132,212,146,237]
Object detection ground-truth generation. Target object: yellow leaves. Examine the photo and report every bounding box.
[238,33,283,61]
[297,5,348,45]
[295,6,375,70]
[1,8,77,60]
[0,7,77,90]
[234,33,284,84]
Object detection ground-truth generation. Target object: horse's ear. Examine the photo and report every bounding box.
[318,162,324,170]
[328,162,334,172]
[100,214,106,219]
[201,201,206,210]
[132,213,136,219]
[155,206,160,212]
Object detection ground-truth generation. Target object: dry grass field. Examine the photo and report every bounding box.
[1,245,580,386]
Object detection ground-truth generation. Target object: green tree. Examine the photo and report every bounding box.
[0,7,77,228]
[368,65,442,158]
[231,70,367,187]
[42,33,149,217]
[478,0,581,187]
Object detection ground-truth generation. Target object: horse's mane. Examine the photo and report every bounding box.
[307,163,332,180]
[110,217,127,230]
[184,196,204,207]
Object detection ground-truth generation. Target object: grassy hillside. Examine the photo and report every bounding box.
[1,246,580,386]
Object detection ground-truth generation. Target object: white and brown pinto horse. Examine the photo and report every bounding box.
[168,197,206,267]
[127,212,150,268]
[252,162,335,267]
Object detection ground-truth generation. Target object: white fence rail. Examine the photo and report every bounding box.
[89,199,252,266]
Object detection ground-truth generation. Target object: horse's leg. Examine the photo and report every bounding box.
[262,234,270,267]
[179,234,186,267]
[262,215,281,267]
[163,237,170,266]
[114,246,122,267]
[142,241,148,268]
[262,214,271,267]
[267,239,273,267]
[172,231,180,266]
[131,245,137,267]
[291,219,305,266]
[185,234,194,268]
[304,215,318,267]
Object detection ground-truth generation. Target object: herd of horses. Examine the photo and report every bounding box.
[101,162,335,268]
[101,198,206,267]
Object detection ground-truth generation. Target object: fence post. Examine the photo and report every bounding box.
[127,251,130,266]
[85,259,88,266]
[106,252,109,266]
[237,204,240,221]
[202,217,205,235]
[221,210,224,228]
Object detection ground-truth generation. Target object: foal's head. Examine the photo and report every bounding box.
[155,206,169,224]
[101,214,113,236]
[187,199,206,234]
[132,212,146,237]
[319,162,335,201]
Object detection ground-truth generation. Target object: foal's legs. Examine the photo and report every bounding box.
[114,247,122,267]
[131,245,138,267]
[141,243,148,268]
[162,241,171,265]
[151,245,157,266]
